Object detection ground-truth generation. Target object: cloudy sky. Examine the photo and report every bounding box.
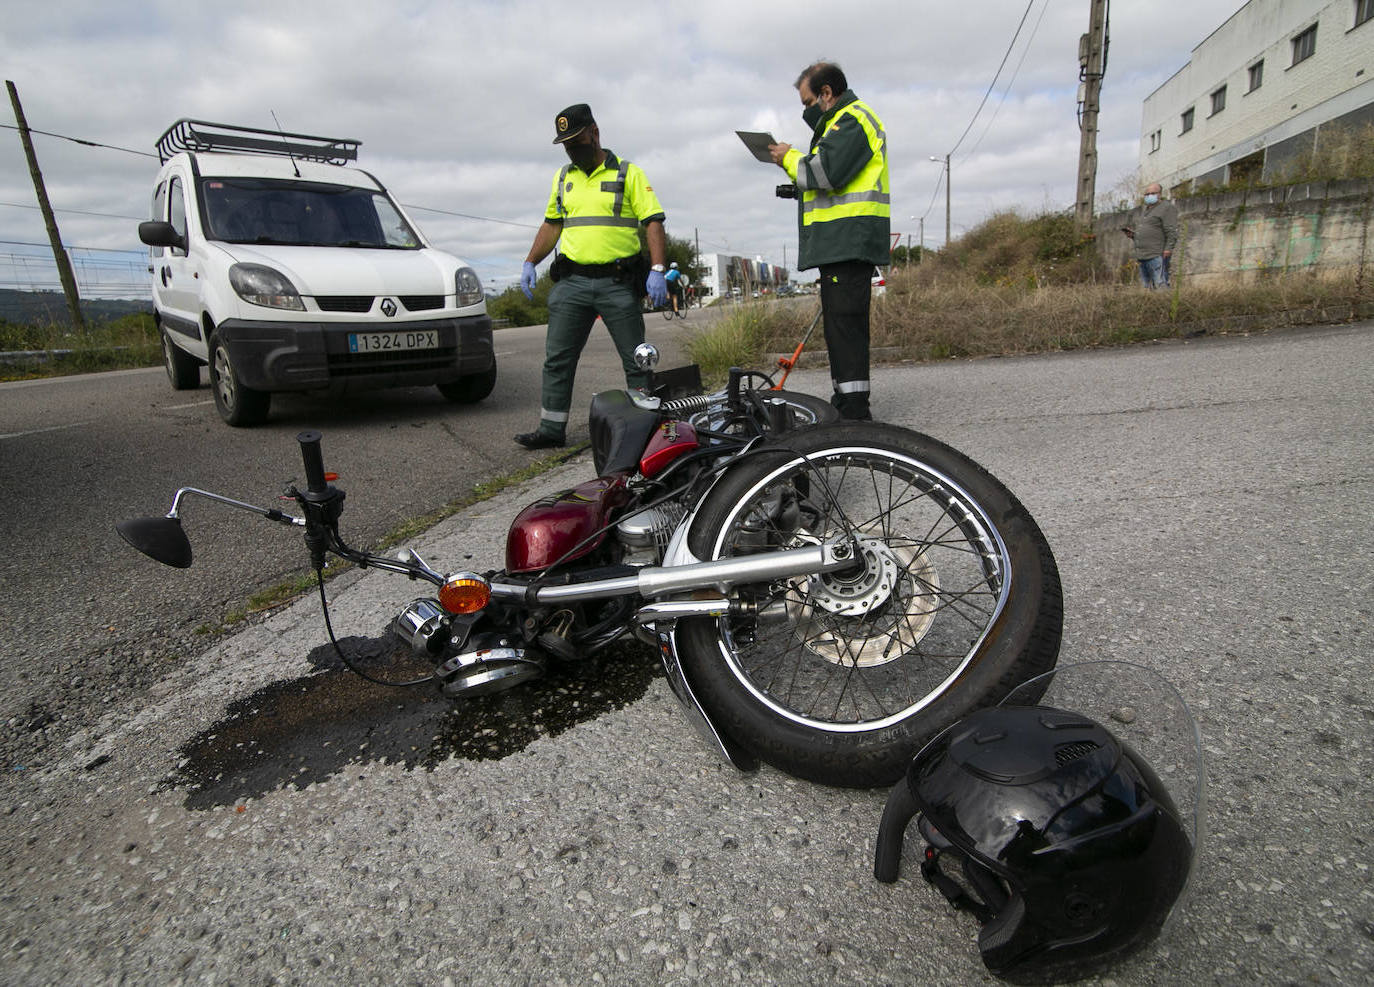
[1,0,1247,297]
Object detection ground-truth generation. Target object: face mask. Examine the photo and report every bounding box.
[802,103,824,129]
[566,143,599,172]
[1144,193,1159,205]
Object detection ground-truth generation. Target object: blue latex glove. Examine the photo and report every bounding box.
[520,261,538,300]
[646,270,668,308]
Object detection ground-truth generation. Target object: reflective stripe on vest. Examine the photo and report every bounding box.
[556,159,633,229]
[801,100,889,226]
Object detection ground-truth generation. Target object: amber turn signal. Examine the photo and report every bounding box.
[438,573,491,614]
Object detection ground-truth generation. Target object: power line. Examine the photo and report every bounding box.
[920,168,945,223]
[0,199,145,222]
[401,203,540,230]
[964,0,1051,159]
[947,0,1037,160]
[5,121,545,232]
[0,122,157,158]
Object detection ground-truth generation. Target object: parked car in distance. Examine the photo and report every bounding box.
[138,119,496,426]
[871,268,887,297]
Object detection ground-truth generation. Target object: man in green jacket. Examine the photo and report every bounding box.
[770,61,890,420]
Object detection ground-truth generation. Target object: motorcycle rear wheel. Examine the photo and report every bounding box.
[686,386,839,435]
[677,423,1062,788]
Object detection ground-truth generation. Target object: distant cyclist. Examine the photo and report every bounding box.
[665,262,687,314]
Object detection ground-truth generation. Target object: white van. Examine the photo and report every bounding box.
[138,119,496,426]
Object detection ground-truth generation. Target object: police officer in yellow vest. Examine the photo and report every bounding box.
[769,62,889,421]
[515,104,669,449]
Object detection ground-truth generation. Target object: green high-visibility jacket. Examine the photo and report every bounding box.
[543,150,665,264]
[782,91,891,270]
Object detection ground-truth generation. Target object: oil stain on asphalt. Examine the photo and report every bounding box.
[165,630,662,810]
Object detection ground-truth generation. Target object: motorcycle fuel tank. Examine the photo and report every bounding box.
[505,475,632,573]
[639,420,699,478]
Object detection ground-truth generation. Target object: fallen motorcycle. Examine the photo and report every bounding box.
[118,345,1062,788]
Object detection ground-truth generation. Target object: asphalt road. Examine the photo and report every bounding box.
[1,317,1372,984]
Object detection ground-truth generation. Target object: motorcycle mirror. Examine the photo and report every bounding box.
[633,342,660,372]
[116,516,193,569]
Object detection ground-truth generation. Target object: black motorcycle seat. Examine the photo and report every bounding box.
[589,389,660,477]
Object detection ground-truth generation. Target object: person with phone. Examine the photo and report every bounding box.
[1123,182,1178,289]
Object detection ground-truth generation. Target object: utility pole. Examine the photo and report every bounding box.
[6,80,85,330]
[943,154,951,247]
[1074,0,1108,230]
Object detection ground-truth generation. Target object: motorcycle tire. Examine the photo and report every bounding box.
[686,387,839,435]
[676,422,1062,788]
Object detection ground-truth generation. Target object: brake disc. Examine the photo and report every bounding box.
[787,535,940,668]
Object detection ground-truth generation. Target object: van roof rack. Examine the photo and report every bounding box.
[154,118,361,165]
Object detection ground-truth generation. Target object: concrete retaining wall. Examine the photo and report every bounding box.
[1095,178,1372,285]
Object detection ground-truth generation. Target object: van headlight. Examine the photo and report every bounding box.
[229,264,305,311]
[455,267,484,308]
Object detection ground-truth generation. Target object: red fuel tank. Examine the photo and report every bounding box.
[505,475,631,573]
[639,420,699,478]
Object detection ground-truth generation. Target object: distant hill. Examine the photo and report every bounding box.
[0,290,152,325]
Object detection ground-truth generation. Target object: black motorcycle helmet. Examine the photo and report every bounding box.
[874,705,1193,985]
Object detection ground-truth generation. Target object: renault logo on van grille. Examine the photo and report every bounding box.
[380,297,397,317]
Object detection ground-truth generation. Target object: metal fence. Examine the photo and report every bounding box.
[0,243,150,300]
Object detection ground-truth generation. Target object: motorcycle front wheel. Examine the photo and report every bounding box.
[677,423,1063,788]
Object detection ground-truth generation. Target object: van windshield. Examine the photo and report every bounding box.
[198,177,423,248]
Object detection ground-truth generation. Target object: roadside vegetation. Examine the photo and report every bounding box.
[0,313,159,381]
[687,206,1373,381]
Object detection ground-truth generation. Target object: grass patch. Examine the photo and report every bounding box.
[685,302,811,382]
[0,313,161,381]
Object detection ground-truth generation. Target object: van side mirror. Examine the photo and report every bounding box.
[138,220,186,252]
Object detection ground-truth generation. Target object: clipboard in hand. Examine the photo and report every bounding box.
[736,131,777,163]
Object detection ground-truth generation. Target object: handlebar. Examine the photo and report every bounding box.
[297,430,330,495]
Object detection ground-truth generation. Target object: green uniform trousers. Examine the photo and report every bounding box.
[536,274,648,437]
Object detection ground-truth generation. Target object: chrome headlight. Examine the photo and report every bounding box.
[455,266,484,308]
[229,264,305,311]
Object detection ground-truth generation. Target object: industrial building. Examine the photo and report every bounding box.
[695,253,791,302]
[1139,0,1373,193]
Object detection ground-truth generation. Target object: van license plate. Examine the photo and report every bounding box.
[348,330,440,353]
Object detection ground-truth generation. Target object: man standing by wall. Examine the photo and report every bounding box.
[1122,182,1179,288]
[516,103,669,449]
[769,62,889,421]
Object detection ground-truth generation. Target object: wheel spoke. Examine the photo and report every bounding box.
[716,445,1011,729]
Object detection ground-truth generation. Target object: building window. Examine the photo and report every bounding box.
[1291,25,1317,64]
[1358,0,1373,28]
[1149,129,1162,153]
[1181,107,1195,133]
[1248,60,1264,92]
[1210,85,1227,116]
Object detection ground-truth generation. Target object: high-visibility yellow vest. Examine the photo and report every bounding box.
[543,151,664,264]
[783,97,891,269]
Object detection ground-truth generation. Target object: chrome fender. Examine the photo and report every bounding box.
[638,529,759,772]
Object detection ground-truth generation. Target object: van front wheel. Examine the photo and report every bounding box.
[208,332,270,427]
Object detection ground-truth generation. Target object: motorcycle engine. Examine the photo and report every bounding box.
[615,503,686,566]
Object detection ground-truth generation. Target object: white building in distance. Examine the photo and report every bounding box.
[696,253,791,301]
[1139,0,1374,193]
